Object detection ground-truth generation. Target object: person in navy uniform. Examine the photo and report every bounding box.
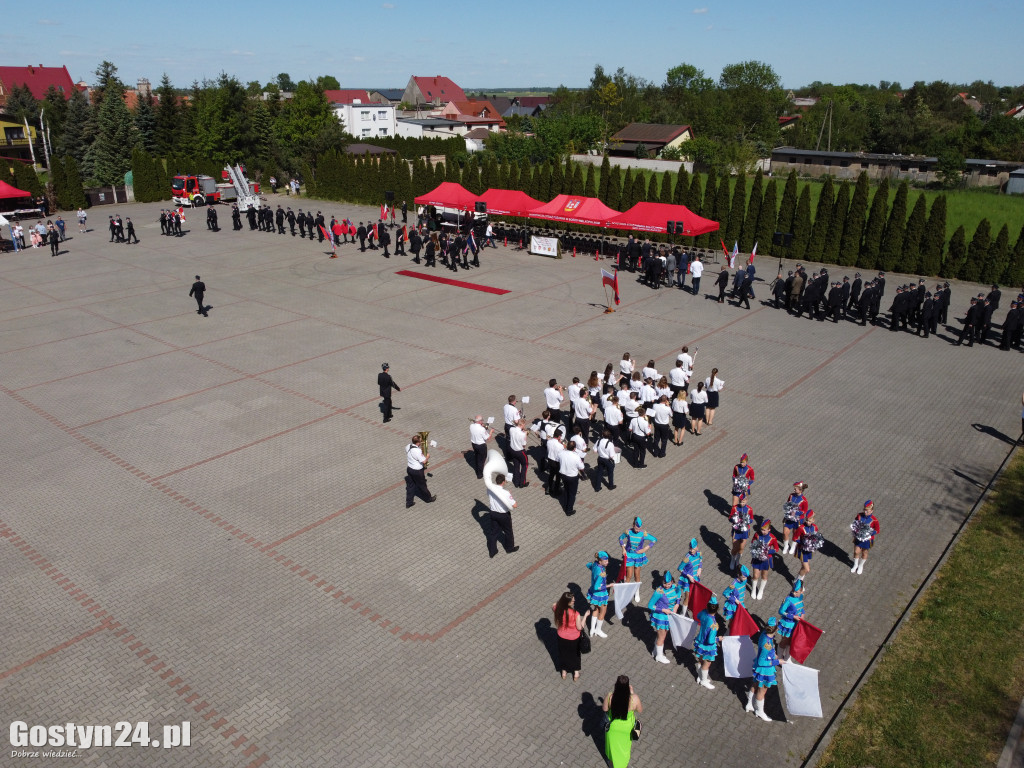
[956,296,981,346]
[189,275,207,317]
[378,363,400,423]
[276,206,285,234]
[357,222,368,251]
[287,208,297,236]
[746,616,781,721]
[124,217,138,244]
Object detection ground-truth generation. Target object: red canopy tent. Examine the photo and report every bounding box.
[604,201,719,236]
[0,180,31,199]
[476,188,545,217]
[414,182,480,210]
[527,194,620,227]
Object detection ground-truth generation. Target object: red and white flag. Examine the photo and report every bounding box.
[601,268,620,305]
[177,206,186,222]
[688,582,713,617]
[380,203,387,220]
[727,603,760,636]
[749,242,758,265]
[729,241,739,268]
[789,618,824,664]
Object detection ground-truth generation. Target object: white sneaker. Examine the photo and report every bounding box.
[655,654,670,664]
[594,628,608,638]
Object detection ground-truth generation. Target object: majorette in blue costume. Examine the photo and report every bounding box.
[777,579,806,661]
[746,616,780,721]
[749,518,778,601]
[677,537,703,616]
[586,551,610,638]
[722,565,750,632]
[850,500,880,575]
[693,595,720,689]
[781,481,810,555]
[647,569,681,664]
[729,493,754,569]
[620,517,656,602]
[732,453,755,505]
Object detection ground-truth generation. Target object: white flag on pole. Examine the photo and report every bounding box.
[781,661,823,718]
[722,635,756,678]
[667,613,697,649]
[0,214,9,226]
[610,582,640,619]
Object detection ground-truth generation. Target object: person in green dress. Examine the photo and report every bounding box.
[603,675,643,768]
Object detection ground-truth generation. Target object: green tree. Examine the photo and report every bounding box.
[10,159,43,197]
[583,164,596,197]
[717,60,786,147]
[47,155,65,211]
[620,168,633,208]
[627,169,645,210]
[59,89,92,164]
[695,168,717,247]
[276,73,297,92]
[935,147,965,188]
[941,225,967,279]
[877,181,908,271]
[740,170,762,252]
[659,171,673,204]
[724,171,746,248]
[754,179,777,256]
[897,194,927,273]
[41,85,69,152]
[982,224,1010,285]
[688,172,703,215]
[1001,225,1024,287]
[859,177,889,269]
[133,93,157,154]
[84,70,133,184]
[790,186,812,261]
[918,195,946,276]
[807,176,834,262]
[960,219,991,282]
[775,170,798,235]
[274,80,338,167]
[713,171,733,248]
[823,181,849,264]
[597,156,611,203]
[154,74,181,155]
[61,156,86,208]
[673,168,690,207]
[838,172,869,266]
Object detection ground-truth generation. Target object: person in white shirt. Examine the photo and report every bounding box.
[619,353,633,383]
[558,445,586,516]
[569,427,588,457]
[668,360,689,397]
[503,395,522,441]
[603,400,624,446]
[594,428,620,490]
[629,407,652,468]
[689,256,704,295]
[639,379,657,406]
[485,472,518,557]
[671,389,690,446]
[629,371,643,393]
[689,381,708,435]
[676,346,695,379]
[507,419,530,488]
[573,390,597,443]
[641,360,659,381]
[616,382,632,407]
[469,415,495,479]
[405,434,436,507]
[566,377,583,430]
[650,395,673,457]
[543,432,565,497]
[704,367,724,426]
[655,376,673,402]
[544,378,565,425]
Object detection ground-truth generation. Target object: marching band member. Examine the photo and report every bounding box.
[677,538,703,616]
[586,552,611,638]
[781,481,810,554]
[793,510,823,582]
[776,580,806,662]
[731,453,755,506]
[620,517,656,603]
[693,595,720,690]
[746,617,781,721]
[647,569,681,663]
[722,565,751,633]
[749,519,778,600]
[729,493,754,570]
[850,500,880,575]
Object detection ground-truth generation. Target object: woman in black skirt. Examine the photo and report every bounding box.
[552,591,590,681]
[704,368,724,426]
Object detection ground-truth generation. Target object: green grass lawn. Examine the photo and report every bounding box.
[816,448,1024,768]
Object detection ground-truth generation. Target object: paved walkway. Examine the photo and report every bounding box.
[2,195,1021,767]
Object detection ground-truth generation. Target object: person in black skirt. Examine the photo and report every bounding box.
[551,591,589,681]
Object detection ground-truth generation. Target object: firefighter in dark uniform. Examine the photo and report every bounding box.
[315,211,325,242]
[957,297,981,346]
[1000,300,1021,350]
[379,225,391,258]
[231,204,241,231]
[357,222,368,251]
[276,206,285,234]
[857,281,874,326]
[297,209,306,237]
[919,292,938,338]
[847,272,862,312]
[840,275,852,317]
[287,208,296,236]
[159,210,168,235]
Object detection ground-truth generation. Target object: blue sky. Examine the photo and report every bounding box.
[3,0,1022,92]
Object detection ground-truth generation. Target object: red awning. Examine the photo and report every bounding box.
[604,201,719,236]
[414,182,480,210]
[0,180,31,200]
[527,195,619,226]
[477,188,545,217]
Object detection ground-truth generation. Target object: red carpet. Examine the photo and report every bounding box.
[395,270,510,295]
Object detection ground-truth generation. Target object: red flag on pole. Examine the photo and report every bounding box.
[688,582,713,616]
[749,242,758,265]
[372,223,378,239]
[728,603,760,636]
[402,225,409,242]
[601,268,620,305]
[789,618,824,664]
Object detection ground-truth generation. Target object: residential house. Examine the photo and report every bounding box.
[0,64,76,106]
[463,127,491,153]
[326,91,397,140]
[395,117,466,139]
[401,76,466,108]
[370,88,405,105]
[608,122,693,157]
[440,100,505,131]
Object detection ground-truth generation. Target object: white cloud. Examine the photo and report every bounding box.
[692,7,708,13]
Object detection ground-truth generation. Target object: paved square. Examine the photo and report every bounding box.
[2,195,1020,767]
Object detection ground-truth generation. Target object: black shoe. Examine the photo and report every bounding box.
[566,509,577,516]
[507,546,520,553]
[521,482,530,488]
[608,484,616,490]
[489,550,497,559]
[427,495,437,502]
[406,502,414,508]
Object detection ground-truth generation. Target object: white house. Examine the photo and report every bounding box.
[326,91,397,140]
[395,117,467,139]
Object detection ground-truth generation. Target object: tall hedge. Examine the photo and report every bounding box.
[839,172,869,266]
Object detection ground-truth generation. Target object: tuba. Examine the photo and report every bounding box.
[417,431,430,459]
[483,448,509,497]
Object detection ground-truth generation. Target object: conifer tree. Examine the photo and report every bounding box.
[960,219,991,282]
[695,170,717,248]
[620,168,633,207]
[918,195,946,276]
[687,172,702,210]
[806,176,834,262]
[130,148,153,202]
[47,155,66,211]
[10,160,43,197]
[838,172,869,267]
[583,164,596,198]
[982,224,1010,285]
[823,182,850,264]
[724,172,746,249]
[941,225,967,279]
[569,163,584,195]
[790,186,812,261]
[628,171,646,209]
[1001,224,1024,287]
[674,169,690,207]
[897,194,927,274]
[713,173,732,248]
[754,179,777,257]
[133,94,158,155]
[645,172,658,202]
[597,156,611,204]
[858,178,889,270]
[62,156,87,209]
[740,170,762,252]
[877,181,908,271]
[445,157,460,183]
[775,170,798,236]
[59,89,92,164]
[607,167,624,211]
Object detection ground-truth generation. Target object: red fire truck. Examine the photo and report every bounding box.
[170,166,261,208]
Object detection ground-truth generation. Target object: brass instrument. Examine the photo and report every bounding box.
[417,431,430,459]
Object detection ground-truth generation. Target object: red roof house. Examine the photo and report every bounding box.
[402,76,466,107]
[0,65,76,106]
[324,89,378,104]
[441,100,506,129]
